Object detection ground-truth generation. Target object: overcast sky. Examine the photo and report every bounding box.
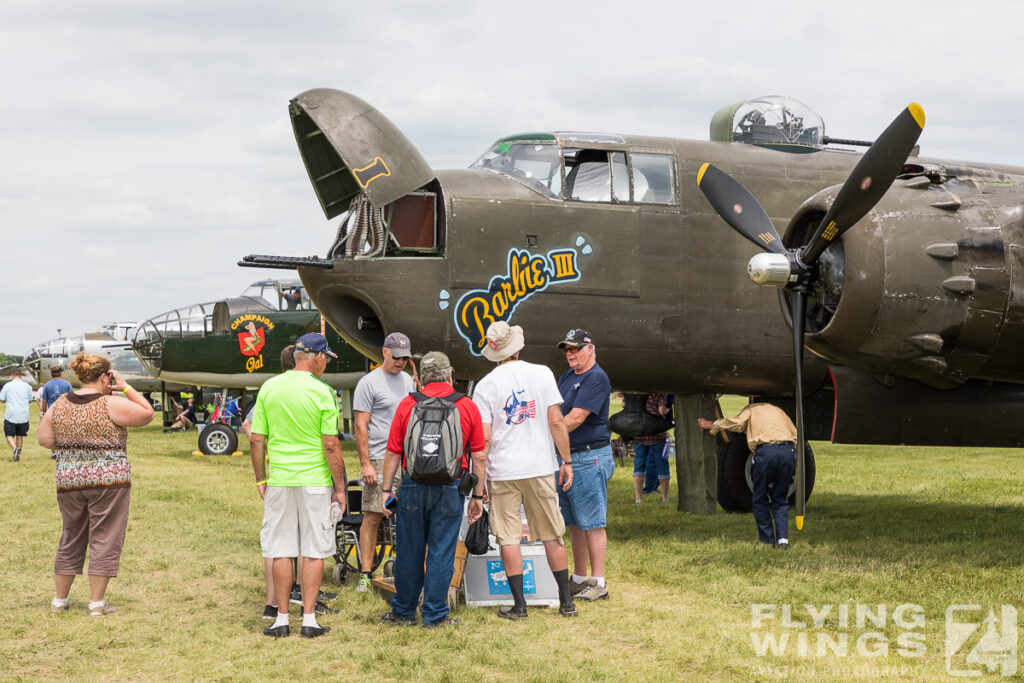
[2,0,1021,354]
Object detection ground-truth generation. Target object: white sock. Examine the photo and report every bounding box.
[88,601,105,610]
[302,612,319,628]
[272,612,289,628]
[777,538,789,545]
[52,597,69,608]
[592,576,606,588]
[572,574,587,584]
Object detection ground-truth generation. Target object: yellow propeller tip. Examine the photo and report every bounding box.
[697,162,709,186]
[796,515,804,531]
[908,103,925,129]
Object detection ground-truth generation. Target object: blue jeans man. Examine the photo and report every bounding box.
[390,477,463,625]
[750,442,796,545]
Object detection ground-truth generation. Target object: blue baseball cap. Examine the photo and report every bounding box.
[294,333,337,358]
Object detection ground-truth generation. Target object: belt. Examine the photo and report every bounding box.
[570,440,611,454]
[759,441,795,447]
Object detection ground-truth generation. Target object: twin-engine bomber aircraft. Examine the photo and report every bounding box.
[242,90,1024,522]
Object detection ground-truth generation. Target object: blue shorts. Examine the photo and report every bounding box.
[633,441,670,480]
[558,445,615,530]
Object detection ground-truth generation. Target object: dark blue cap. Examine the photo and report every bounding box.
[294,333,337,358]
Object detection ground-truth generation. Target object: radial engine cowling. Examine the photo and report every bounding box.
[786,175,1024,389]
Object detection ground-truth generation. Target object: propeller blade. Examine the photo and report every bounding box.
[697,163,787,255]
[792,288,807,529]
[801,103,925,264]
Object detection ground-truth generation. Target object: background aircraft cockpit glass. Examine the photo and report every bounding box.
[470,142,562,198]
[730,95,824,149]
[240,280,310,311]
[631,153,677,204]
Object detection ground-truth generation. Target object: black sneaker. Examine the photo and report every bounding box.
[497,605,528,620]
[262,604,278,620]
[422,616,460,629]
[318,589,339,601]
[314,600,339,615]
[289,586,302,605]
[559,601,578,617]
[12,448,20,462]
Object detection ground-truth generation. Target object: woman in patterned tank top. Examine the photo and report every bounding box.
[37,352,154,617]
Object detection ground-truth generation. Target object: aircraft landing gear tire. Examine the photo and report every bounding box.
[717,437,752,512]
[717,437,815,512]
[198,424,238,456]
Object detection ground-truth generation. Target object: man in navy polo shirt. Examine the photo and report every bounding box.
[555,329,614,602]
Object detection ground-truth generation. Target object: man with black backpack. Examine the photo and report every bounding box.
[380,351,486,628]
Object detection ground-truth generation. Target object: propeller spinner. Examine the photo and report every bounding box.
[697,103,925,530]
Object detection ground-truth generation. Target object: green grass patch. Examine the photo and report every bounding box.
[2,403,1023,680]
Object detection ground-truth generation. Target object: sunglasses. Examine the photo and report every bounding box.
[563,346,586,355]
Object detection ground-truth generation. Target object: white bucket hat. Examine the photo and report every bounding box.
[482,321,525,362]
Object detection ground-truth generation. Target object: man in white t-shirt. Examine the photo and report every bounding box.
[472,321,576,619]
[351,332,415,592]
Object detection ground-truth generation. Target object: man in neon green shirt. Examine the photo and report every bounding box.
[250,333,346,638]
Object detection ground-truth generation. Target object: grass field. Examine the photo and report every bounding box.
[2,402,1023,681]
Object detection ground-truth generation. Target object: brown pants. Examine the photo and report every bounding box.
[54,486,131,577]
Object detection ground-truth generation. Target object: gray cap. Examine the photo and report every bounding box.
[383,332,412,358]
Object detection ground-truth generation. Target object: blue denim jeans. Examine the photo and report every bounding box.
[391,476,463,625]
[633,441,670,493]
[750,443,796,544]
[558,445,615,530]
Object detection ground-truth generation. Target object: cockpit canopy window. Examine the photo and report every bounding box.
[240,281,310,311]
[631,153,677,204]
[470,141,562,198]
[563,149,629,202]
[473,138,678,205]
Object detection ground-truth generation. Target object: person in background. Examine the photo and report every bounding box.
[38,352,154,616]
[164,397,196,433]
[633,393,671,503]
[1,368,35,462]
[40,365,73,414]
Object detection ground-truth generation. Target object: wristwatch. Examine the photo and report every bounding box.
[471,494,484,500]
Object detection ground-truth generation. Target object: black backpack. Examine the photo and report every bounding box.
[402,392,467,485]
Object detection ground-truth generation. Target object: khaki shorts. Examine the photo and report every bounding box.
[489,475,565,546]
[261,486,335,559]
[363,459,400,514]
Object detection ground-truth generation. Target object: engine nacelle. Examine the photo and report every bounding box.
[786,172,1024,389]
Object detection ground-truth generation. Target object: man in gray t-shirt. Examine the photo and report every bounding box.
[351,332,415,591]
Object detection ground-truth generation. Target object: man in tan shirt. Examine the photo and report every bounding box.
[698,402,797,548]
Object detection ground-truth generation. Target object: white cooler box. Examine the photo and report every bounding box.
[462,542,560,608]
